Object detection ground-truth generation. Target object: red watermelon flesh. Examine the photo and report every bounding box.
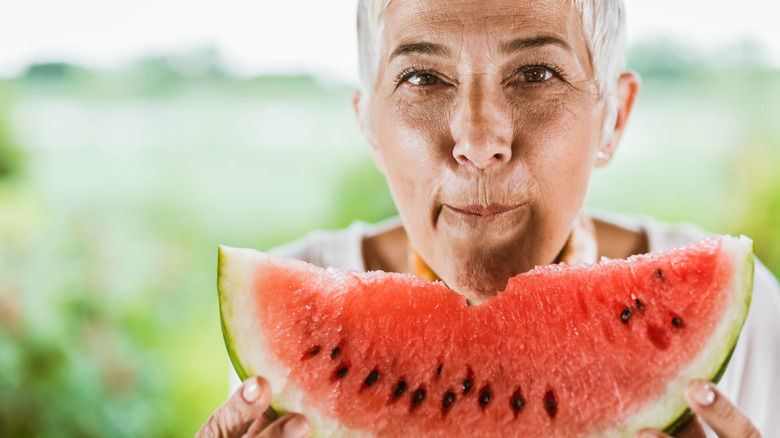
[218,235,753,437]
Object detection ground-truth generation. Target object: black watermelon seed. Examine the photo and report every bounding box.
[512,395,526,413]
[511,388,526,414]
[393,381,407,397]
[330,347,341,359]
[655,268,664,280]
[672,317,682,327]
[479,389,492,407]
[442,392,456,409]
[412,389,426,405]
[620,308,632,324]
[462,379,472,394]
[635,299,644,310]
[437,364,443,375]
[301,346,321,360]
[544,390,558,418]
[336,367,348,379]
[365,370,379,387]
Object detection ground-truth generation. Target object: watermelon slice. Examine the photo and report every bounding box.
[218,235,753,437]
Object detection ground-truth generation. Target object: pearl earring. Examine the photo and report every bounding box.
[596,150,610,161]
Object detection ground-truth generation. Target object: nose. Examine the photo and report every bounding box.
[450,81,513,170]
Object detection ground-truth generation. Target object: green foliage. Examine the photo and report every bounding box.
[0,65,385,436]
[326,156,398,228]
[628,38,771,80]
[725,128,780,273]
[0,192,227,437]
[588,49,780,279]
[126,47,228,95]
[23,62,82,81]
[0,103,22,179]
[0,40,778,438]
[628,40,704,79]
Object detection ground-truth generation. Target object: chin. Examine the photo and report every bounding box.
[444,247,530,303]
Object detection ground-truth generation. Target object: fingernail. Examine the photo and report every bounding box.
[690,380,716,406]
[242,380,260,403]
[282,416,309,438]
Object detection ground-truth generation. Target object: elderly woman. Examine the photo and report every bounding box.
[197,0,780,437]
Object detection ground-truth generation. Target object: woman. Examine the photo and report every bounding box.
[198,0,779,436]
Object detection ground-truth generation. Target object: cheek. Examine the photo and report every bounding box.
[515,92,601,183]
[389,91,454,168]
[509,91,602,228]
[394,88,454,129]
[372,96,450,211]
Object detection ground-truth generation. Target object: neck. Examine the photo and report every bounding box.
[362,213,648,297]
[409,213,598,284]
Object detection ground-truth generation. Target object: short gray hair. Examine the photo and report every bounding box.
[356,0,627,143]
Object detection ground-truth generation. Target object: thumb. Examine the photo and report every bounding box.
[196,377,272,438]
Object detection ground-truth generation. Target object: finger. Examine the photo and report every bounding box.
[633,417,705,438]
[673,416,706,438]
[243,409,279,437]
[684,379,761,438]
[256,413,310,438]
[196,376,272,438]
[634,428,669,438]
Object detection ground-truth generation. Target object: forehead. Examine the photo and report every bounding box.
[382,0,586,59]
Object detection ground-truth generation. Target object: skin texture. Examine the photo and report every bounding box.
[197,0,761,436]
[195,377,311,438]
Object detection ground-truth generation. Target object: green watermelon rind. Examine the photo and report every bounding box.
[219,248,289,425]
[220,283,286,420]
[218,247,250,382]
[220,306,249,382]
[218,236,754,437]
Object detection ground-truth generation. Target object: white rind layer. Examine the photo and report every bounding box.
[218,236,754,438]
[218,246,365,438]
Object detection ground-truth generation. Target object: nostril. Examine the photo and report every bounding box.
[493,152,510,163]
[452,138,512,170]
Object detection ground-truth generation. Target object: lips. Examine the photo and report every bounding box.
[447,203,522,217]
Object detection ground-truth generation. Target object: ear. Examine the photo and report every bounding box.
[353,90,387,174]
[596,71,641,167]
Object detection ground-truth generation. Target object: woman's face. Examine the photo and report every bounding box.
[365,0,605,303]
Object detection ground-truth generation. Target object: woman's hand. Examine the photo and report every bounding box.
[634,379,761,438]
[197,377,760,438]
[196,376,311,438]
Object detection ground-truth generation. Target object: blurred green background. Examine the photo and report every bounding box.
[0,40,778,436]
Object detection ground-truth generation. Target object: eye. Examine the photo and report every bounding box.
[407,72,441,86]
[394,68,452,89]
[518,66,554,83]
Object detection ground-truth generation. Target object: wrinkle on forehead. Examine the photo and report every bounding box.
[384,0,575,40]
[381,0,589,74]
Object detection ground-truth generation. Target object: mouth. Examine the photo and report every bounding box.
[445,203,524,218]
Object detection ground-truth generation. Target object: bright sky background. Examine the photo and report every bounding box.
[1,0,779,82]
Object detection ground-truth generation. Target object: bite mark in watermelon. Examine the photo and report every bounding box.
[218,235,753,437]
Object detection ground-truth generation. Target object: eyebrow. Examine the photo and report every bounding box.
[387,35,572,63]
[500,36,573,55]
[388,41,453,62]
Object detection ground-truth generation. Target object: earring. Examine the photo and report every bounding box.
[596,150,610,161]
